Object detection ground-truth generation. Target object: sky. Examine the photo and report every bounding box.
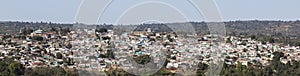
[0,0,300,24]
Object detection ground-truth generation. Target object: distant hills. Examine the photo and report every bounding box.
[1,20,300,36]
[2,20,300,45]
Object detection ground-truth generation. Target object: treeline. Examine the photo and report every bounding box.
[2,20,300,38]
[2,51,300,76]
[220,51,300,76]
[2,20,300,45]
[0,58,78,76]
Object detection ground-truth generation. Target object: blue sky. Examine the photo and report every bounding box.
[1,0,300,24]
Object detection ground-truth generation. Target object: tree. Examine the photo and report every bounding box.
[24,67,67,76]
[56,52,63,59]
[66,44,72,49]
[96,28,108,33]
[9,62,24,76]
[249,34,256,40]
[268,37,275,43]
[102,37,111,40]
[61,28,70,34]
[133,55,151,65]
[32,36,43,41]
[0,61,9,76]
[21,28,33,35]
[226,37,231,43]
[0,58,24,76]
[295,42,300,46]
[197,62,209,76]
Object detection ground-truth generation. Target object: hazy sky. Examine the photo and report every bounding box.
[1,0,300,24]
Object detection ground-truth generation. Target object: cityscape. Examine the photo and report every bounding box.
[1,0,300,76]
[1,23,300,75]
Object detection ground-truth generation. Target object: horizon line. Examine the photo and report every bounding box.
[1,19,300,25]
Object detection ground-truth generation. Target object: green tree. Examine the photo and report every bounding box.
[32,36,43,41]
[0,58,24,76]
[8,62,24,76]
[249,34,256,40]
[133,55,151,65]
[96,28,108,33]
[24,67,66,76]
[56,52,63,59]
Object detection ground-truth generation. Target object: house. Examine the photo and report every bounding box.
[31,29,43,36]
